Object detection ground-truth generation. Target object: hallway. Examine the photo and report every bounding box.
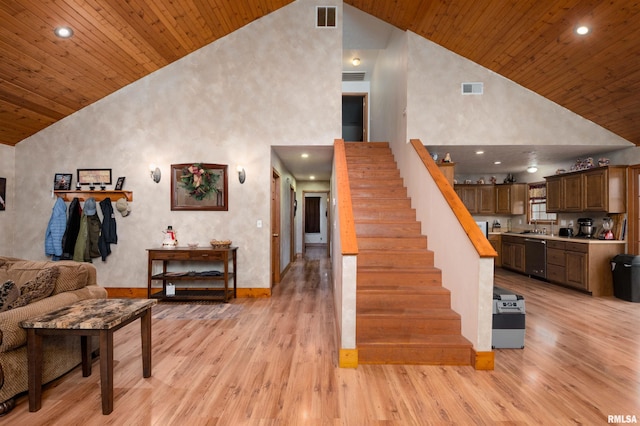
[5,248,640,424]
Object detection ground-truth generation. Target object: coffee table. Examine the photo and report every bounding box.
[21,298,157,415]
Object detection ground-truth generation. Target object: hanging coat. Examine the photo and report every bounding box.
[98,197,117,261]
[73,214,88,262]
[62,198,82,260]
[45,197,67,260]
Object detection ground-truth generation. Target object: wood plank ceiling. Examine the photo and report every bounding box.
[0,0,638,146]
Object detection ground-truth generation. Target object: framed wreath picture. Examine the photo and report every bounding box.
[171,163,228,211]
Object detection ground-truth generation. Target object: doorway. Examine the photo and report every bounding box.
[342,94,368,142]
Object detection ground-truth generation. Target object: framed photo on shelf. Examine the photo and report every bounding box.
[114,176,126,190]
[54,173,73,190]
[171,163,228,211]
[77,169,112,185]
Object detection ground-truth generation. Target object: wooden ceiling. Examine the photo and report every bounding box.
[0,0,638,146]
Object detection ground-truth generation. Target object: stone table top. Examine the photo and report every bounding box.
[21,299,157,330]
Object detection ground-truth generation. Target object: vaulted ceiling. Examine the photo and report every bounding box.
[1,1,638,147]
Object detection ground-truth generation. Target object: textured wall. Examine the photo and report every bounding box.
[406,33,630,148]
[12,0,342,289]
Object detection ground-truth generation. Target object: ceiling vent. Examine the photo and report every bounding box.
[462,82,483,95]
[316,6,337,28]
[342,72,365,81]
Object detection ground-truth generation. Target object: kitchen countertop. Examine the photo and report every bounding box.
[496,232,625,244]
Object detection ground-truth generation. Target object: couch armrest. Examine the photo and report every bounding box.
[0,286,103,353]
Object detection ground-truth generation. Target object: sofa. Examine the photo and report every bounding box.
[0,257,107,415]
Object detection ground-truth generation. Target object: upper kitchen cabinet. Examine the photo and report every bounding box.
[545,166,627,213]
[454,184,494,214]
[495,184,526,215]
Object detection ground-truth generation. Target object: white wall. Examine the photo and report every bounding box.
[0,144,15,255]
[11,0,342,289]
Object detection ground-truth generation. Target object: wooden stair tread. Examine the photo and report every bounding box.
[358,334,471,346]
[357,307,461,318]
[358,285,449,292]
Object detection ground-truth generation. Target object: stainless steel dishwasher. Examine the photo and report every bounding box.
[524,238,547,279]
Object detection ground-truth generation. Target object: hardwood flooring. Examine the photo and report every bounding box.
[5,248,640,424]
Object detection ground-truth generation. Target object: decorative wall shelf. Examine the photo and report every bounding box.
[53,190,133,202]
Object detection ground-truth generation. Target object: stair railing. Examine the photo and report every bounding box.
[332,138,358,368]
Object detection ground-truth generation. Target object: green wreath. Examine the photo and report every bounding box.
[179,163,219,201]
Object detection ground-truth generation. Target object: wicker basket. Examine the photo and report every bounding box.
[210,239,232,249]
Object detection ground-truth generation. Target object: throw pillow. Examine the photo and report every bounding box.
[8,267,60,310]
[0,280,19,312]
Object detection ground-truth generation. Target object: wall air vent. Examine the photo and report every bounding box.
[316,6,337,28]
[462,82,483,95]
[342,72,365,82]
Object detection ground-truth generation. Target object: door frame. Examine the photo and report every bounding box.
[271,169,281,286]
[628,165,640,255]
[302,190,330,255]
[342,93,369,142]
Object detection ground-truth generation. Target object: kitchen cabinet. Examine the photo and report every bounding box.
[583,167,626,213]
[545,166,627,213]
[478,185,495,214]
[521,237,624,296]
[455,185,477,213]
[501,235,525,273]
[495,184,526,215]
[488,234,502,267]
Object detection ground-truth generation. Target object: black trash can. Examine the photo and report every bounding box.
[611,254,640,302]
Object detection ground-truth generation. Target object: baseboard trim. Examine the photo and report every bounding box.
[105,288,272,298]
[472,349,495,370]
[339,349,358,368]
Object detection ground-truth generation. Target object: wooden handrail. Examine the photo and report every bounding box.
[410,139,496,258]
[334,139,358,255]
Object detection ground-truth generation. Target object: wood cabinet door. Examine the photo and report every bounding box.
[478,186,495,214]
[583,168,607,211]
[562,174,583,211]
[495,185,511,214]
[488,235,501,267]
[513,243,526,273]
[501,241,513,268]
[546,178,562,212]
[455,186,478,213]
[565,251,588,290]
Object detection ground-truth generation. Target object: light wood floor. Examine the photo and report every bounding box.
[5,248,640,424]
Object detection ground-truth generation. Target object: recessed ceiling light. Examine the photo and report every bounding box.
[527,166,538,173]
[575,25,590,35]
[352,57,361,66]
[475,150,484,155]
[54,26,74,38]
[494,161,502,165]
[301,153,309,158]
[310,176,316,180]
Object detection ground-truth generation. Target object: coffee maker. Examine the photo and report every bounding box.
[577,218,595,238]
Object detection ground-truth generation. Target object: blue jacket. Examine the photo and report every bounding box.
[45,197,67,259]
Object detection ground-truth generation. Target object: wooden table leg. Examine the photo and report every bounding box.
[99,329,114,415]
[27,329,43,412]
[141,308,152,378]
[81,335,92,377]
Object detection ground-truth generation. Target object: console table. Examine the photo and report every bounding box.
[147,247,237,302]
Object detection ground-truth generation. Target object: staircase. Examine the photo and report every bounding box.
[345,142,472,365]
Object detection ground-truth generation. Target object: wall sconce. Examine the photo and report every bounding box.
[149,164,161,183]
[237,165,246,184]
